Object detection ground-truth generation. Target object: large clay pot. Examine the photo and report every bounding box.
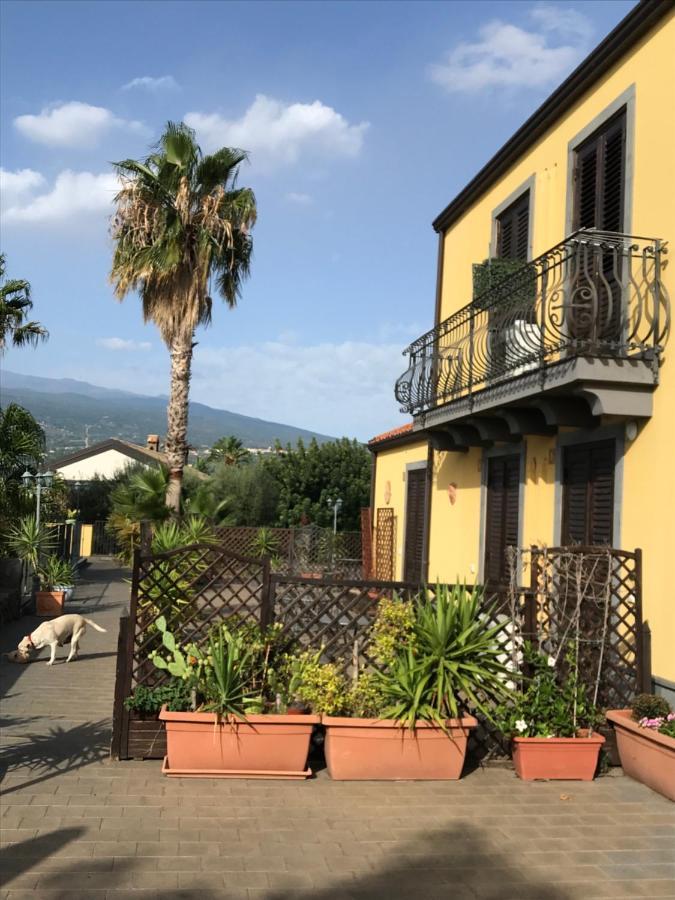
[322,716,477,780]
[159,708,319,779]
[606,709,675,801]
[512,732,605,781]
[35,590,65,616]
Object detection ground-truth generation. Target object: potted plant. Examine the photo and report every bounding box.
[495,645,605,781]
[4,515,55,611]
[65,508,79,525]
[153,617,319,778]
[35,554,69,615]
[51,558,76,601]
[321,584,511,780]
[606,695,675,801]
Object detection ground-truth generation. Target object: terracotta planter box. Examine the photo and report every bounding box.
[35,590,65,616]
[323,716,478,780]
[512,733,605,781]
[606,709,675,801]
[159,707,319,779]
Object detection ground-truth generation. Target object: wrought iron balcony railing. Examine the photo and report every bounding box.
[395,231,669,416]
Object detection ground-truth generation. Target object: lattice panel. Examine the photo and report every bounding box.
[360,508,373,579]
[529,547,642,711]
[131,544,267,690]
[375,508,395,581]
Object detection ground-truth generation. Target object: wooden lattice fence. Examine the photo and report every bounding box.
[374,508,395,580]
[112,543,649,763]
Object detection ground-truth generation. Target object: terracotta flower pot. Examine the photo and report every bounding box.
[606,709,675,801]
[512,732,605,781]
[35,590,66,616]
[159,707,320,779]
[323,715,478,780]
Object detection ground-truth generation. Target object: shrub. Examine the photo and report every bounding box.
[631,693,671,722]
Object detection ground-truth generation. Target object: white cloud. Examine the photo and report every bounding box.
[122,75,179,92]
[429,5,592,93]
[14,101,145,148]
[185,94,368,170]
[285,191,313,205]
[96,338,152,351]
[191,337,405,439]
[0,168,46,208]
[1,169,118,225]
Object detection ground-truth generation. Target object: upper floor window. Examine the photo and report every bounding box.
[495,191,530,261]
[573,109,626,233]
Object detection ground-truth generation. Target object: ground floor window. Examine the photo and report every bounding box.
[561,439,615,546]
[484,454,520,587]
[404,467,427,583]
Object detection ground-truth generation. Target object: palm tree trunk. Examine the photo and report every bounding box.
[164,332,194,515]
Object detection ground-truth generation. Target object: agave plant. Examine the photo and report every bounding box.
[376,583,513,728]
[5,515,55,570]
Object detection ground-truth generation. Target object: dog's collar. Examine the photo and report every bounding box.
[24,634,36,649]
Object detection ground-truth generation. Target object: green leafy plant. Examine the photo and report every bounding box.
[495,644,603,738]
[201,625,258,716]
[345,671,387,718]
[38,555,75,590]
[371,594,416,666]
[631,693,671,722]
[249,526,280,560]
[5,515,55,570]
[124,682,192,714]
[291,650,347,715]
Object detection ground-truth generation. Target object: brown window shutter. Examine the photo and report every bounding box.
[573,109,626,232]
[496,191,529,261]
[562,441,615,546]
[484,455,520,586]
[404,469,427,583]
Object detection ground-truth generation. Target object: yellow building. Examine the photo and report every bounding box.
[370,1,675,702]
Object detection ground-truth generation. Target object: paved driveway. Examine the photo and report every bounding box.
[1,559,674,899]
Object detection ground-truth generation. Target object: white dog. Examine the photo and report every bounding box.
[10,614,107,665]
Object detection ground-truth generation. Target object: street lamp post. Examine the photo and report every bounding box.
[21,469,54,528]
[326,497,343,536]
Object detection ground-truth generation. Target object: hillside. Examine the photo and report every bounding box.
[0,370,335,455]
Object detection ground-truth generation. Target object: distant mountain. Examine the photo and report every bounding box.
[0,370,335,455]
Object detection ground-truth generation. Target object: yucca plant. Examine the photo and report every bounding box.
[376,584,513,728]
[202,625,258,717]
[5,515,55,571]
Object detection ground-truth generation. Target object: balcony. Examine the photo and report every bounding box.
[395,231,669,442]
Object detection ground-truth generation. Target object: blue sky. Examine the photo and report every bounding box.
[0,0,634,440]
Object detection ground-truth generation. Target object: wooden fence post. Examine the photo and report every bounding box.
[639,622,652,694]
[260,558,274,629]
[109,614,129,760]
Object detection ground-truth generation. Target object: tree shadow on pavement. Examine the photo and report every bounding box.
[0,718,110,796]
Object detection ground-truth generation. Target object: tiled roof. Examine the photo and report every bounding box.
[368,423,414,446]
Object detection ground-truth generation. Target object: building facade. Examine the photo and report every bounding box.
[370,1,674,701]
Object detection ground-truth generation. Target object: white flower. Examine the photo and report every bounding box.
[547,655,556,668]
[515,719,528,733]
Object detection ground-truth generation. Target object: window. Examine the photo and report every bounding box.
[573,110,626,232]
[496,191,530,261]
[484,454,520,587]
[403,468,427,583]
[561,440,615,546]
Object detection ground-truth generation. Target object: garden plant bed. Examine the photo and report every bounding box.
[127,711,167,760]
[323,716,478,780]
[606,708,675,800]
[159,707,320,779]
[512,732,605,781]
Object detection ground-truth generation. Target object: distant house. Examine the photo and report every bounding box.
[53,435,169,481]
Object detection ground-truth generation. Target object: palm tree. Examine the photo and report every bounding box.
[110,122,257,513]
[0,403,46,528]
[0,254,48,353]
[209,435,250,467]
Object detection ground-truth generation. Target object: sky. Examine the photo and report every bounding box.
[0,0,635,441]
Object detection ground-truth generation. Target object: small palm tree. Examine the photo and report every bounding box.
[210,435,250,467]
[110,122,257,513]
[0,254,48,353]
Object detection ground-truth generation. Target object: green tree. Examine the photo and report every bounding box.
[0,254,48,353]
[208,435,250,468]
[207,460,280,526]
[0,403,46,531]
[110,122,257,514]
[263,438,370,531]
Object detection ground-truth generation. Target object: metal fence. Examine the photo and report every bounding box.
[112,542,649,762]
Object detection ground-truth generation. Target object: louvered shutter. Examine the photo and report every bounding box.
[562,441,615,546]
[496,192,530,261]
[404,469,427,583]
[484,455,520,586]
[573,110,625,232]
